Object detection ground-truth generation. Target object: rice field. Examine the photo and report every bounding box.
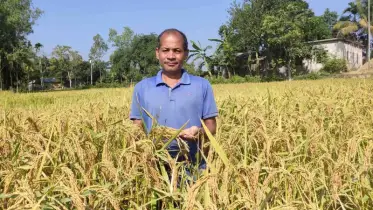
[1,78,373,209]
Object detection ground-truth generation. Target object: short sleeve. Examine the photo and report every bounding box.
[202,81,218,119]
[129,83,142,120]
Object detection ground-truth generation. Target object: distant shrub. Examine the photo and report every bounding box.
[208,75,263,84]
[260,74,286,82]
[208,77,227,84]
[293,72,322,80]
[94,82,125,88]
[245,75,262,83]
[230,75,246,83]
[293,71,332,81]
[322,58,348,73]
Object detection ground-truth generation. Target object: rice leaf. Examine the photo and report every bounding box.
[200,119,230,167]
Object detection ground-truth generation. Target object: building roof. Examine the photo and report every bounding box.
[307,38,365,49]
[43,78,58,83]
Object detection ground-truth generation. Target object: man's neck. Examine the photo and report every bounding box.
[162,70,182,88]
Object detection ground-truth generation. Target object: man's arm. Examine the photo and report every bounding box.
[199,81,218,158]
[132,119,142,127]
[129,83,145,135]
[179,117,217,141]
[201,117,216,156]
[199,117,217,137]
[200,80,218,137]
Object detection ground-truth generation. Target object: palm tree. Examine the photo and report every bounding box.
[342,2,359,22]
[334,0,373,58]
[187,41,213,77]
[34,43,44,88]
[208,27,236,78]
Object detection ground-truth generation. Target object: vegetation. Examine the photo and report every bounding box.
[3,0,369,92]
[322,58,349,73]
[333,0,373,57]
[1,1,373,209]
[1,79,373,209]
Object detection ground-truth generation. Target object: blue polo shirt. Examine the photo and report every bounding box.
[129,69,218,165]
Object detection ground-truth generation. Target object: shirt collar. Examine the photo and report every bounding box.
[155,69,191,86]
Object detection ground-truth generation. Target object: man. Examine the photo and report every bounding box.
[129,28,218,170]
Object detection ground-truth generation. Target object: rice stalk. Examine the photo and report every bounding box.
[1,79,373,209]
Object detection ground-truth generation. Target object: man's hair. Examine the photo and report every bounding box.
[157,28,189,51]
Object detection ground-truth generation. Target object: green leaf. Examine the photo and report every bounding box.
[205,45,213,50]
[160,119,190,151]
[200,119,231,167]
[362,195,369,203]
[17,165,34,170]
[60,197,72,203]
[191,40,201,51]
[0,193,17,199]
[208,38,223,43]
[82,189,96,197]
[152,187,170,197]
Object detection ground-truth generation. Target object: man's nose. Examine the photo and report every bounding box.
[167,51,176,59]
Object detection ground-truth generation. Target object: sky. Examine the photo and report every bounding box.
[28,0,352,61]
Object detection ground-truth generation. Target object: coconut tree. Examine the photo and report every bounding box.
[333,0,373,57]
[342,1,359,22]
[334,1,370,36]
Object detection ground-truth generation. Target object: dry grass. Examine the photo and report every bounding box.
[1,79,373,209]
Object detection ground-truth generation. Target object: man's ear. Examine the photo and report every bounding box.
[184,50,189,61]
[155,47,159,60]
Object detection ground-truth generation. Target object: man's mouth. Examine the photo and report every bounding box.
[166,62,178,66]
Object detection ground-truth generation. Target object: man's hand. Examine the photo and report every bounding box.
[179,126,200,141]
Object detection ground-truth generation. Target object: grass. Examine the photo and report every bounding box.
[1,78,373,209]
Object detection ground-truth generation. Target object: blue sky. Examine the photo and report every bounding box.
[28,0,352,61]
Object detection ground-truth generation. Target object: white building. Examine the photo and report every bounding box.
[303,38,365,72]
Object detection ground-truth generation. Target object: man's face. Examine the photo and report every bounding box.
[156,32,188,73]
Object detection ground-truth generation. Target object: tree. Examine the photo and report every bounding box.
[219,0,337,79]
[51,45,83,88]
[110,48,134,83]
[341,1,359,22]
[34,43,45,88]
[130,33,159,76]
[209,26,237,78]
[322,9,339,32]
[262,1,323,80]
[70,50,83,88]
[89,34,108,83]
[108,27,137,83]
[108,27,134,49]
[6,44,35,91]
[0,0,43,90]
[334,0,373,57]
[188,41,213,76]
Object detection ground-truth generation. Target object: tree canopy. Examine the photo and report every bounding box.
[0,0,366,91]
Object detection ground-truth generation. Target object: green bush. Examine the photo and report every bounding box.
[293,72,322,80]
[245,75,262,83]
[94,82,126,88]
[208,77,227,84]
[208,75,262,84]
[292,71,332,81]
[322,58,348,73]
[230,75,246,83]
[260,74,286,82]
